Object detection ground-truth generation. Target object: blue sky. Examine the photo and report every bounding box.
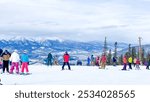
[0,0,150,44]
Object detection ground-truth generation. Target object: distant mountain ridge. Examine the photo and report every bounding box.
[0,37,129,64]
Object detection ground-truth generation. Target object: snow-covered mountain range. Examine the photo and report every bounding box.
[0,37,130,64]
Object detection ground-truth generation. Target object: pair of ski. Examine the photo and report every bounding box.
[20,73,32,75]
[9,72,32,75]
[61,69,72,71]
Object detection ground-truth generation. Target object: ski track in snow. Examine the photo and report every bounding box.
[0,65,150,85]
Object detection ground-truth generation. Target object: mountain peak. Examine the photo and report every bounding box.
[0,36,64,42]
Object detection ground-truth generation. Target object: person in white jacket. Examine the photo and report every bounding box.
[9,50,20,74]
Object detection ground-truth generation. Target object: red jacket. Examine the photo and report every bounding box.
[101,55,106,63]
[63,54,70,62]
[136,60,140,64]
[123,56,127,64]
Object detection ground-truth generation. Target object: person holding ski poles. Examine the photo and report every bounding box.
[1,50,11,74]
[9,50,20,74]
[128,56,133,70]
[62,51,71,70]
[47,52,53,66]
[20,50,29,74]
[122,55,127,70]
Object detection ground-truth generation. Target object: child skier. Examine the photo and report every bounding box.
[135,58,140,70]
[20,50,29,74]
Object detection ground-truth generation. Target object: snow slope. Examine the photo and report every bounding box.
[0,65,150,85]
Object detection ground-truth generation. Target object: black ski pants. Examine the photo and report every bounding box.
[3,60,9,73]
[62,62,71,70]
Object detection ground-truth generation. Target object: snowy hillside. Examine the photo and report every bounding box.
[1,65,150,85]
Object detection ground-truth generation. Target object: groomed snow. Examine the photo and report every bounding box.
[0,65,150,85]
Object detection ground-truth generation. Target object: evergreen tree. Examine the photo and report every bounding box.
[103,37,107,55]
[141,48,145,64]
[128,44,131,55]
[118,54,123,65]
[125,52,130,59]
[114,42,117,58]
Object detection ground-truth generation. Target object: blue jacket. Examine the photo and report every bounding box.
[21,53,29,62]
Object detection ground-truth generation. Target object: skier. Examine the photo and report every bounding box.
[62,51,71,70]
[128,56,132,70]
[0,49,3,69]
[20,50,29,74]
[112,57,117,66]
[122,55,127,70]
[9,50,20,74]
[87,56,91,66]
[91,55,95,66]
[146,58,150,70]
[96,56,100,66]
[133,58,137,67]
[100,54,107,69]
[0,56,3,70]
[53,55,59,65]
[77,58,82,65]
[135,58,140,70]
[1,50,11,73]
[47,52,53,66]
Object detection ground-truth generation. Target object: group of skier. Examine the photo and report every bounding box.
[87,54,107,69]
[1,48,148,73]
[47,51,71,70]
[0,49,29,74]
[46,51,150,71]
[47,52,59,66]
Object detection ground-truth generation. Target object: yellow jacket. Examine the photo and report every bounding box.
[128,57,132,63]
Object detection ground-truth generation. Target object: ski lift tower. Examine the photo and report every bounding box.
[138,37,142,62]
[103,37,107,55]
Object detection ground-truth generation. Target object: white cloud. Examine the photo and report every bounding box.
[0,0,150,44]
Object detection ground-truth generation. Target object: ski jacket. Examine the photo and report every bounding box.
[123,57,127,64]
[113,57,117,62]
[9,52,20,62]
[63,54,70,62]
[134,58,137,63]
[136,60,140,64]
[2,53,10,61]
[87,57,90,63]
[101,55,106,63]
[91,55,94,61]
[21,53,29,62]
[128,57,132,63]
[47,53,53,60]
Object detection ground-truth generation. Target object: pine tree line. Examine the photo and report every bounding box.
[103,37,149,65]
